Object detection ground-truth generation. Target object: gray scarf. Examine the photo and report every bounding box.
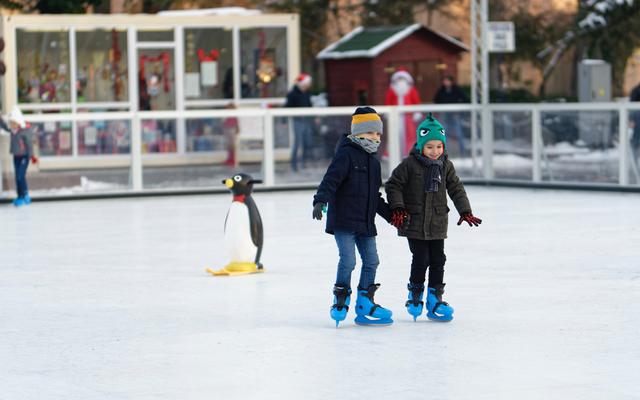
[348,134,380,154]
[416,153,444,192]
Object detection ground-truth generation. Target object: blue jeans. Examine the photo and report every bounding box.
[13,155,30,198]
[334,230,379,290]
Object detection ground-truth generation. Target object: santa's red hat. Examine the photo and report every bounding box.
[391,68,414,84]
[296,73,312,86]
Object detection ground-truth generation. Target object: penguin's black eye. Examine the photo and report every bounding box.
[419,129,429,137]
[233,175,242,182]
[440,129,445,135]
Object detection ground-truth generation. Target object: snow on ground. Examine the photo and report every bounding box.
[1,188,639,399]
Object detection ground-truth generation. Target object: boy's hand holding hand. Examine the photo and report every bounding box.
[313,202,326,220]
[457,213,482,227]
[391,208,409,229]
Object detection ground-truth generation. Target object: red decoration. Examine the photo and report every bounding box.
[111,29,122,100]
[197,49,220,62]
[139,52,171,93]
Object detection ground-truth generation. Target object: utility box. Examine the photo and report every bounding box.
[578,59,611,102]
[578,60,613,147]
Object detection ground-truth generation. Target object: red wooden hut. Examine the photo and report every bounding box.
[317,24,469,106]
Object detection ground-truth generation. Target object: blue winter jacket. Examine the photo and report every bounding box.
[313,135,391,236]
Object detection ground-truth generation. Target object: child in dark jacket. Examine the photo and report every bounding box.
[0,106,38,207]
[385,114,482,322]
[313,106,393,327]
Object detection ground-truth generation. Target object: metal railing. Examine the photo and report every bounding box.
[1,102,639,198]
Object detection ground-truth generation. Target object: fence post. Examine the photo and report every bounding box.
[481,107,493,179]
[532,107,542,182]
[471,106,479,174]
[387,107,401,177]
[619,106,629,185]
[263,110,275,187]
[130,114,143,191]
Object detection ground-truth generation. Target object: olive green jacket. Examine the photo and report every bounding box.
[385,151,471,240]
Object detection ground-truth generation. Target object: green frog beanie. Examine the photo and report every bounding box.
[416,113,446,151]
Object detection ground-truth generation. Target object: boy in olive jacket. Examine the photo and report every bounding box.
[385,114,482,322]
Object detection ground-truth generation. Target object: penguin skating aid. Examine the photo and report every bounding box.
[206,174,265,276]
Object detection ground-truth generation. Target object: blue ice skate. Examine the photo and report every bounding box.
[406,283,425,321]
[426,284,454,322]
[354,283,393,326]
[330,286,351,327]
[23,195,31,205]
[13,197,25,207]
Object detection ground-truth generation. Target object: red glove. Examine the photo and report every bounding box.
[391,208,409,229]
[457,213,482,227]
[30,155,38,164]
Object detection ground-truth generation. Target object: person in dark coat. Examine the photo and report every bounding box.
[286,73,314,171]
[433,76,469,156]
[630,82,640,158]
[0,106,38,207]
[312,106,394,326]
[385,114,481,322]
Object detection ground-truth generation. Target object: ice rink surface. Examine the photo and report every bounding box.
[1,187,639,400]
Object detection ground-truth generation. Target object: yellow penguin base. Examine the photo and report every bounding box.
[206,262,265,276]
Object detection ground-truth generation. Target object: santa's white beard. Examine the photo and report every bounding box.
[392,80,410,97]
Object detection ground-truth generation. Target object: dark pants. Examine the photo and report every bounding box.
[441,112,466,156]
[13,155,30,198]
[408,238,446,287]
[291,119,312,171]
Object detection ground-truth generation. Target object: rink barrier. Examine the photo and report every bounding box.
[1,179,639,204]
[1,102,640,201]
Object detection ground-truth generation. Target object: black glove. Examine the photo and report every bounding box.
[313,202,326,220]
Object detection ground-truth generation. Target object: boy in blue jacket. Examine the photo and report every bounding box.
[312,106,393,327]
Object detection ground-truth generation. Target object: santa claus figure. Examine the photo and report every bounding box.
[384,68,422,155]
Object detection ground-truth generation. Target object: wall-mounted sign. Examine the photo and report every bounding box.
[488,22,515,53]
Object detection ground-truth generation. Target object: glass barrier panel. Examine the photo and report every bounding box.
[76,29,129,103]
[541,110,618,183]
[629,107,640,184]
[183,28,234,100]
[17,29,71,104]
[20,120,131,196]
[274,113,349,185]
[493,111,533,180]
[272,113,393,185]
[138,49,176,111]
[239,27,288,99]
[405,111,478,179]
[32,121,73,156]
[141,116,263,189]
[78,120,130,155]
[141,119,177,154]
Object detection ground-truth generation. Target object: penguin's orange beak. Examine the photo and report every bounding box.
[223,179,234,188]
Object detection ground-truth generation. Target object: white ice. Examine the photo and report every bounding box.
[1,187,639,400]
